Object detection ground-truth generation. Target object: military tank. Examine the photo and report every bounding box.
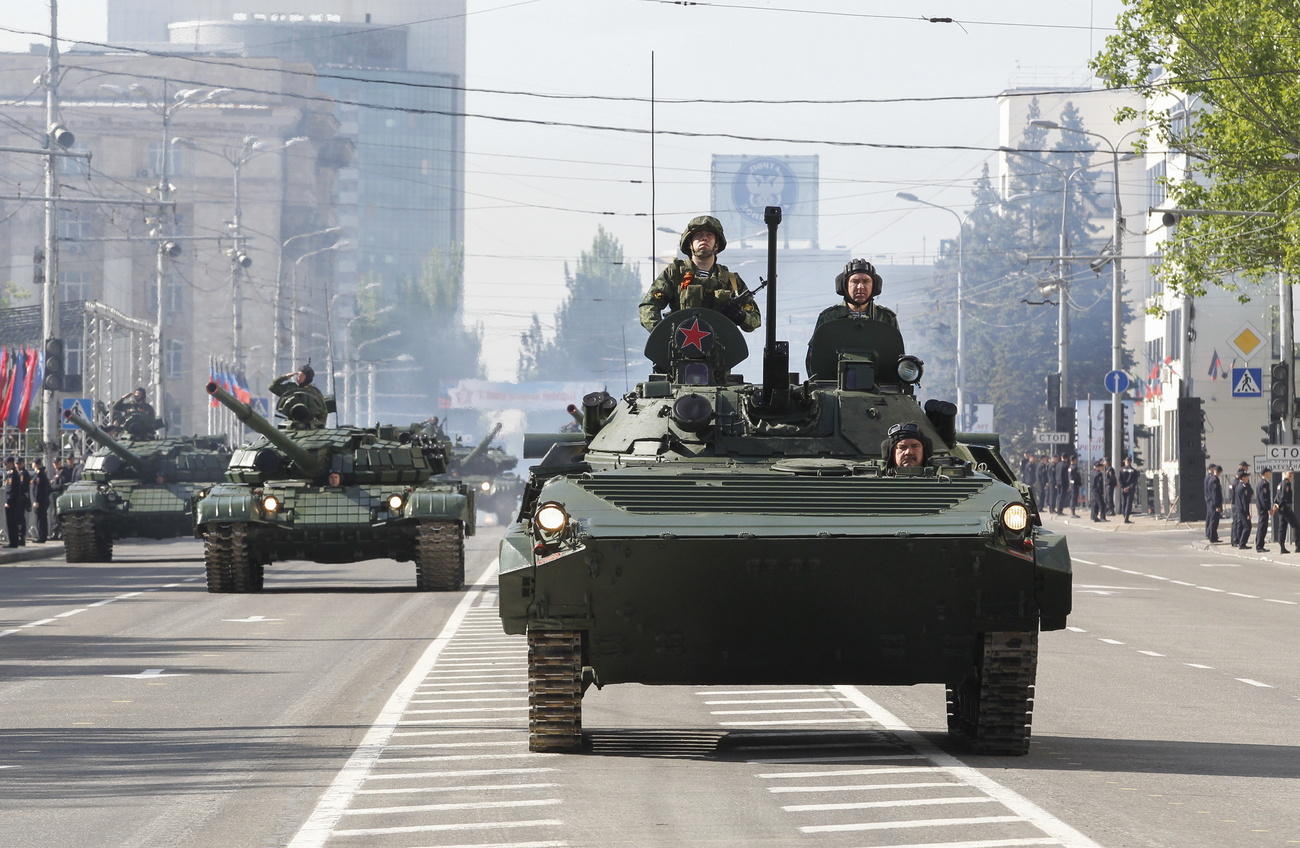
[197,382,474,593]
[447,423,524,524]
[57,406,230,562]
[499,206,1072,755]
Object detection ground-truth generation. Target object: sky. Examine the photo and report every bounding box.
[0,0,1130,380]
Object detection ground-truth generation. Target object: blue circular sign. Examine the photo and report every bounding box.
[1104,369,1130,394]
[732,157,798,226]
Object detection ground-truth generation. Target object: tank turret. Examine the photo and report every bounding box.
[63,406,150,478]
[206,381,324,477]
[457,422,503,471]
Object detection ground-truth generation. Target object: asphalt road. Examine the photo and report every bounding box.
[1,521,1297,848]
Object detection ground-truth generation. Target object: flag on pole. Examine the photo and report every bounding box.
[1207,348,1225,380]
[17,347,42,429]
[5,347,30,427]
[233,371,252,404]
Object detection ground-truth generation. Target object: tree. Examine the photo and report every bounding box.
[912,101,1129,454]
[1092,0,1300,298]
[517,226,642,384]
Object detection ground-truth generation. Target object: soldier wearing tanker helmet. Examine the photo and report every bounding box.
[270,362,329,429]
[815,259,898,330]
[639,215,761,333]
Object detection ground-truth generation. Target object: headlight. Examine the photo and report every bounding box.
[479,480,493,493]
[534,502,569,534]
[897,355,924,383]
[262,495,281,513]
[387,493,405,511]
[1002,503,1030,532]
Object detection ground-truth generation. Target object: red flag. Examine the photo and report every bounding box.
[0,347,9,415]
[1,346,22,424]
[16,347,40,429]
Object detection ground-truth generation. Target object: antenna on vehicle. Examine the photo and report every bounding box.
[759,206,790,409]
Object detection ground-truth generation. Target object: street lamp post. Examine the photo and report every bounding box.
[275,226,341,373]
[355,330,401,426]
[1031,121,1137,472]
[289,239,349,369]
[897,192,966,428]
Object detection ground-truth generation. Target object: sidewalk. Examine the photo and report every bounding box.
[0,541,64,565]
[1040,512,1196,534]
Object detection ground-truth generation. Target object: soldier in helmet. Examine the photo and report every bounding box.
[815,259,898,330]
[111,387,159,435]
[639,215,761,333]
[270,362,329,429]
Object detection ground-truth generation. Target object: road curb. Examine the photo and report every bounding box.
[1043,515,1193,534]
[0,542,64,565]
[1189,538,1300,568]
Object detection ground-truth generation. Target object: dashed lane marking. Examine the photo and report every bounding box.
[801,815,1026,834]
[767,781,960,793]
[1236,678,1274,688]
[782,797,998,812]
[338,798,562,816]
[1065,629,1284,693]
[330,819,564,838]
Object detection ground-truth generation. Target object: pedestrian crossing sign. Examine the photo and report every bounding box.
[1231,367,1262,397]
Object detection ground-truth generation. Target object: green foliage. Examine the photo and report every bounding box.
[517,226,642,384]
[1092,0,1300,298]
[914,102,1131,455]
[351,245,484,401]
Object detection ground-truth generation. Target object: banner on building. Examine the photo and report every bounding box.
[710,155,819,246]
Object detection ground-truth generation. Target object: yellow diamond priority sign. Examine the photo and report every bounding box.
[1228,323,1265,361]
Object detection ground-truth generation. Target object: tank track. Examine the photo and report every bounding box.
[945,630,1037,755]
[414,520,464,591]
[63,514,113,563]
[527,629,584,753]
[203,523,264,593]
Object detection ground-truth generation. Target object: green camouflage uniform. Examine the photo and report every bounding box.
[815,301,899,330]
[270,375,329,430]
[639,259,762,333]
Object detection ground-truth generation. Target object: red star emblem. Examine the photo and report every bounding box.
[677,318,711,352]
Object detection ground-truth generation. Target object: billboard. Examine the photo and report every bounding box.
[710,155,819,247]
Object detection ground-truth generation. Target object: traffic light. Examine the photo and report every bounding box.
[33,246,44,285]
[1269,361,1289,439]
[43,338,64,392]
[1046,372,1061,408]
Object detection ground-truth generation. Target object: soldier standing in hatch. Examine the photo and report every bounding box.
[270,363,329,429]
[640,216,761,333]
[815,259,898,330]
[112,387,157,427]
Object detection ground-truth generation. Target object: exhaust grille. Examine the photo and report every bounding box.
[575,474,990,515]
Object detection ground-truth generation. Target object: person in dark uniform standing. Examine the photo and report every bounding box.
[1066,456,1082,517]
[1255,469,1275,552]
[29,459,50,544]
[1231,469,1253,548]
[1055,454,1071,514]
[1204,464,1223,542]
[1272,470,1296,554]
[4,456,28,547]
[1118,457,1140,523]
[1042,455,1059,515]
[13,457,31,545]
[1103,458,1118,516]
[1090,460,1107,522]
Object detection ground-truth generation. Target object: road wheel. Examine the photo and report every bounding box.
[205,524,263,593]
[414,520,464,591]
[945,630,1037,755]
[528,629,584,753]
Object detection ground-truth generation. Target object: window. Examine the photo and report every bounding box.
[146,142,187,178]
[165,339,184,378]
[1167,308,1183,360]
[65,336,83,376]
[56,149,89,177]
[1163,410,1178,462]
[57,207,91,241]
[59,270,91,302]
[1147,159,1168,209]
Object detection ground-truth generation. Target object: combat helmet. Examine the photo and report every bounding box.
[835,258,884,298]
[679,215,727,256]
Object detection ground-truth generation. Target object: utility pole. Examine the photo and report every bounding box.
[1281,271,1293,444]
[41,0,62,468]
[153,78,171,419]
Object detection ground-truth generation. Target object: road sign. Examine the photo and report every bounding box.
[1103,370,1130,394]
[1034,431,1071,445]
[1264,444,1300,461]
[1254,454,1300,472]
[60,397,92,429]
[1228,322,1266,360]
[1231,367,1262,397]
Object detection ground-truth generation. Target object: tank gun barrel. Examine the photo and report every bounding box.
[760,205,791,409]
[566,404,583,426]
[63,406,151,477]
[461,422,503,468]
[206,381,325,476]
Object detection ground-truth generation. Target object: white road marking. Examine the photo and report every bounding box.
[802,815,1023,833]
[398,716,520,725]
[705,697,840,705]
[355,783,559,795]
[783,797,997,812]
[0,629,18,637]
[286,558,502,848]
[834,685,1102,847]
[366,767,557,781]
[331,819,563,837]
[1228,592,1260,598]
[1137,651,1165,657]
[389,728,520,738]
[1071,558,1097,565]
[222,615,283,622]
[384,741,525,750]
[878,841,1062,848]
[1197,586,1226,593]
[1236,678,1274,688]
[697,688,829,695]
[767,781,958,793]
[720,718,876,726]
[106,668,188,679]
[1065,626,1087,633]
[1097,638,1125,645]
[746,754,920,765]
[1169,580,1194,586]
[24,618,57,627]
[710,707,855,715]
[1076,585,1157,591]
[410,697,525,704]
[1264,598,1298,605]
[378,752,542,764]
[1198,563,1240,567]
[54,608,86,618]
[403,706,529,714]
[1185,663,1214,669]
[758,766,947,779]
[340,798,561,815]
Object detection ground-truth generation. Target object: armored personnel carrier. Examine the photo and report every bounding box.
[447,423,524,524]
[197,382,473,593]
[57,406,230,562]
[500,207,1072,755]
